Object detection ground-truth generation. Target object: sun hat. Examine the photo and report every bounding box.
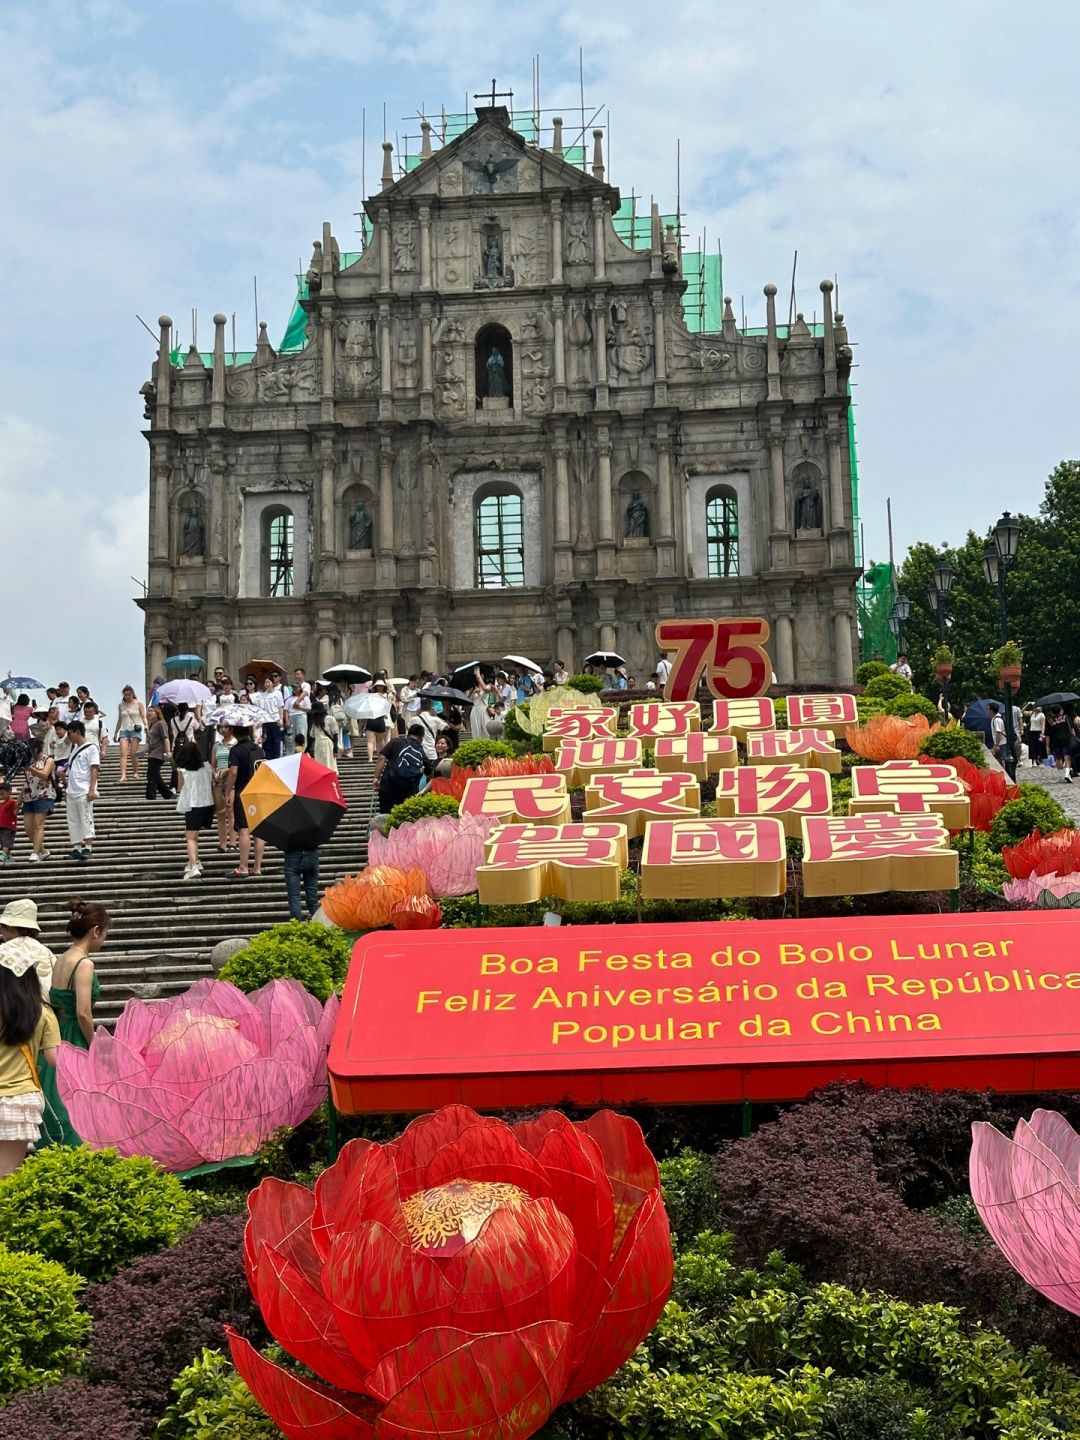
[0,898,41,933]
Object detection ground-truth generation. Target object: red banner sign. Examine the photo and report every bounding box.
[329,912,1080,1112]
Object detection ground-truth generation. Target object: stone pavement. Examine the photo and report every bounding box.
[1013,754,1080,825]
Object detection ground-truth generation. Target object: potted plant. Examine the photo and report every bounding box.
[932,643,954,681]
[993,640,1022,689]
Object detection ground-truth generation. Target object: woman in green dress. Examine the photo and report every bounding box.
[40,898,108,1146]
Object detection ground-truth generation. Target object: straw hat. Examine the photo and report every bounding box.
[0,898,40,933]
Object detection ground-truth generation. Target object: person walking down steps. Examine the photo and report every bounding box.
[174,741,216,880]
[63,720,99,865]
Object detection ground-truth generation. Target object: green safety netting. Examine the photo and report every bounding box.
[857,560,897,664]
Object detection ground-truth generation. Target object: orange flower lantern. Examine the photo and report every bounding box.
[228,1105,672,1440]
[844,713,940,762]
[390,894,442,929]
[430,755,556,802]
[321,866,428,930]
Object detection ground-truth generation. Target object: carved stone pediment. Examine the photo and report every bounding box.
[460,132,521,195]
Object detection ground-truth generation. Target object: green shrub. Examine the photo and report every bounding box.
[659,1151,718,1244]
[451,738,515,770]
[885,693,940,722]
[989,787,1071,851]
[919,727,987,768]
[864,672,912,700]
[568,672,604,693]
[831,775,852,814]
[0,1242,90,1396]
[385,791,460,829]
[856,660,892,686]
[823,1376,941,1439]
[220,919,351,1002]
[961,832,1009,894]
[0,1147,193,1283]
[502,706,531,743]
[157,1347,281,1439]
[856,697,887,722]
[772,697,788,727]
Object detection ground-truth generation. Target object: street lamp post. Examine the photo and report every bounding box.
[890,592,912,658]
[928,556,955,717]
[981,510,1022,780]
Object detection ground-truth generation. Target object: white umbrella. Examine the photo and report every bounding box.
[157,679,214,705]
[344,694,392,722]
[503,654,544,674]
[205,703,264,729]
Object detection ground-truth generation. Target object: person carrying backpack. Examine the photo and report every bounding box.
[373,722,427,814]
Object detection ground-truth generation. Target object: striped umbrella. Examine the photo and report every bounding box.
[241,754,346,853]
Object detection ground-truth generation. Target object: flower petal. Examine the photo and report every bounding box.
[312,1140,406,1260]
[246,1178,321,1284]
[446,1199,577,1334]
[252,1242,362,1392]
[228,1328,376,1440]
[327,1222,457,1373]
[563,1189,673,1400]
[576,1110,660,1243]
[391,1109,550,1201]
[368,1322,573,1440]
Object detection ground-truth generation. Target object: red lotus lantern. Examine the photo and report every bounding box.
[390,893,442,929]
[227,1105,672,1440]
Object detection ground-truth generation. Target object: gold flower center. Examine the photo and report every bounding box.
[401,1179,526,1255]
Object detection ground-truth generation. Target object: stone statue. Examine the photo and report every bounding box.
[348,499,373,550]
[180,499,205,557]
[566,215,590,264]
[485,346,508,398]
[625,492,650,539]
[483,233,503,279]
[795,478,823,531]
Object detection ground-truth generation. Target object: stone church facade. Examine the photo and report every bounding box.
[139,105,859,685]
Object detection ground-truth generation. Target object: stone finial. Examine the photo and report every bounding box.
[381,140,394,191]
[255,319,275,365]
[591,128,605,181]
[722,294,738,340]
[211,313,227,425]
[420,119,433,159]
[552,116,563,156]
[763,284,781,400]
[158,314,173,331]
[820,279,837,395]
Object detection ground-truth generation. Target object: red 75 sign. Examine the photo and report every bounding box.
[655,618,771,701]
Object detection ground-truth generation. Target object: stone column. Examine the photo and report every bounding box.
[148,634,168,689]
[769,436,787,533]
[418,206,432,289]
[775,613,794,684]
[820,279,837,397]
[377,205,391,290]
[655,425,676,577]
[556,624,575,664]
[208,448,227,566]
[552,295,566,406]
[827,420,846,528]
[378,302,392,421]
[419,440,437,583]
[591,197,606,280]
[834,609,854,685]
[319,303,334,423]
[592,296,609,407]
[552,426,573,581]
[650,291,668,406]
[155,316,172,429]
[376,618,396,676]
[595,424,615,577]
[420,628,440,674]
[419,303,434,420]
[550,197,563,285]
[319,437,336,560]
[206,628,226,677]
[318,631,337,676]
[377,433,395,586]
[599,621,617,652]
[764,283,781,401]
[151,450,171,565]
[210,314,227,429]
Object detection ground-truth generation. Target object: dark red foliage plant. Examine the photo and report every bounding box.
[0,1377,141,1440]
[712,1082,1080,1365]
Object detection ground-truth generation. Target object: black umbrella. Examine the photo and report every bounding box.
[322,664,372,685]
[419,684,472,705]
[584,651,626,669]
[448,661,497,691]
[1033,692,1079,709]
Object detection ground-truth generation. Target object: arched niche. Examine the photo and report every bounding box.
[617,470,654,543]
[175,489,206,560]
[341,483,376,554]
[789,460,825,533]
[475,322,513,409]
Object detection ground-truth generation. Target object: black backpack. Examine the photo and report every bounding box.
[384,741,424,787]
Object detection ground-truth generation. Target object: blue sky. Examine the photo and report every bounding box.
[2,0,1079,702]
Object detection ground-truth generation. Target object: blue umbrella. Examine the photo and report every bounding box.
[962,698,998,745]
[163,654,206,670]
[2,676,45,691]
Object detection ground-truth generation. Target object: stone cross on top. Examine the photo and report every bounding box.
[474,79,514,110]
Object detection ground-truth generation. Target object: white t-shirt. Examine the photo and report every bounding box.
[66,743,100,799]
[83,716,105,748]
[656,658,671,685]
[286,682,312,718]
[1031,711,1046,736]
[991,714,1006,747]
[416,711,446,763]
[177,764,214,813]
[255,688,285,723]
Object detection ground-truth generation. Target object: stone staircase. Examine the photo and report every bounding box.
[0,752,376,1022]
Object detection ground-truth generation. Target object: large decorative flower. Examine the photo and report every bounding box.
[322,865,429,930]
[970,1110,1080,1316]
[227,1105,672,1440]
[57,978,338,1171]
[428,754,557,803]
[845,713,940,761]
[1002,828,1080,880]
[368,813,499,896]
[944,755,1019,831]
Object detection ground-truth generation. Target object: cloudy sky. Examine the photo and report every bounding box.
[2,0,1078,703]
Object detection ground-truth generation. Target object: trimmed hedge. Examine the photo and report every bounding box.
[856,660,892,686]
[385,791,460,829]
[219,920,351,1002]
[0,1242,90,1397]
[0,1147,194,1283]
[988,787,1071,850]
[919,727,987,767]
[452,738,515,769]
[569,672,605,693]
[863,672,912,700]
[885,693,940,722]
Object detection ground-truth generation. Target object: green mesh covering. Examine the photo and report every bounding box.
[857,561,897,664]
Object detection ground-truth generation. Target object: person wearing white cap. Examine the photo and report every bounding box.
[0,906,60,1176]
[0,899,55,999]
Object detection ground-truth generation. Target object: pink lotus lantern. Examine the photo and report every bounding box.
[57,978,338,1171]
[970,1110,1080,1315]
[368,813,499,896]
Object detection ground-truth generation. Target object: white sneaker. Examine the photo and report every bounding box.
[41,850,51,860]
[183,863,200,879]
[27,852,42,863]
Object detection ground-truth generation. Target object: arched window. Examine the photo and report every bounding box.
[706,487,739,578]
[475,323,513,407]
[475,487,524,588]
[263,506,294,596]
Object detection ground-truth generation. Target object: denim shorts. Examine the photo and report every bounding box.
[22,798,54,815]
[118,727,142,741]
